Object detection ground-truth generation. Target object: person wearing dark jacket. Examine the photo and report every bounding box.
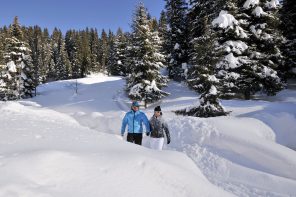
[149,106,170,150]
[121,101,151,145]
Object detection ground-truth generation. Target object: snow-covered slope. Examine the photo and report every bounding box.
[0,102,231,197]
[1,74,296,196]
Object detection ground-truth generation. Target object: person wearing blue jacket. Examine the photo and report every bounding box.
[121,101,151,145]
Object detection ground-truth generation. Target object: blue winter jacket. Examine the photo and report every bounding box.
[121,110,151,135]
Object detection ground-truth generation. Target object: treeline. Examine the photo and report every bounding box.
[0,17,126,100]
[1,0,295,118]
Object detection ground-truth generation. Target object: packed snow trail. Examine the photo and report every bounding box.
[19,74,296,197]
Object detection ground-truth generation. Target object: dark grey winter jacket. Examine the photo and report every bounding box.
[149,115,170,141]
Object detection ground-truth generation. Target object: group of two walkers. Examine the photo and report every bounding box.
[121,101,170,150]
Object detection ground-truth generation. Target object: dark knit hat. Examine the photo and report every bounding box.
[132,101,140,107]
[154,106,161,112]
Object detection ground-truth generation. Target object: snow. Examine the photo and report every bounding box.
[258,66,279,79]
[212,11,238,29]
[235,26,248,38]
[218,53,241,69]
[129,83,143,98]
[145,80,161,92]
[212,11,248,38]
[208,75,219,83]
[223,41,248,55]
[181,63,187,70]
[224,72,240,80]
[174,43,180,50]
[243,0,259,9]
[209,85,218,95]
[250,25,263,37]
[252,6,267,17]
[265,0,280,9]
[1,74,296,196]
[7,61,17,72]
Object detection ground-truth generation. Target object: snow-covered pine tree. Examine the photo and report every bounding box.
[209,0,254,99]
[0,28,5,95]
[0,17,34,100]
[107,32,116,76]
[282,0,296,78]
[0,27,6,65]
[65,30,81,79]
[89,28,100,73]
[176,16,229,117]
[150,17,167,80]
[99,29,108,73]
[149,17,158,32]
[239,0,284,97]
[49,28,71,80]
[127,3,169,105]
[37,28,51,83]
[108,28,127,76]
[107,30,115,74]
[123,32,135,76]
[78,30,91,78]
[25,26,46,95]
[187,0,224,92]
[158,10,170,66]
[165,0,189,81]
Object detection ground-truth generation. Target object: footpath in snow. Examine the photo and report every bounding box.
[1,74,296,197]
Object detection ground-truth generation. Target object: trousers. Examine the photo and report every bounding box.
[149,137,165,150]
[127,133,143,145]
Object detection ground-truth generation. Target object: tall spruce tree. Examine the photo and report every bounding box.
[108,28,127,76]
[124,32,135,76]
[25,26,45,95]
[282,0,296,78]
[158,10,170,66]
[239,0,284,97]
[99,29,108,73]
[49,28,71,80]
[39,28,51,82]
[187,0,229,92]
[0,27,6,65]
[210,0,253,99]
[107,30,115,74]
[78,30,91,78]
[188,0,284,99]
[0,17,34,100]
[89,28,100,72]
[127,3,169,105]
[165,0,189,81]
[177,16,228,117]
[65,30,81,79]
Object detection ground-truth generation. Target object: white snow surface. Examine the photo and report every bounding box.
[1,74,296,197]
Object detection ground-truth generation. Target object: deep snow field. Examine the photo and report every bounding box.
[1,74,296,197]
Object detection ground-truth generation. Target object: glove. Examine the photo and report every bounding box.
[146,132,150,136]
[167,138,170,144]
